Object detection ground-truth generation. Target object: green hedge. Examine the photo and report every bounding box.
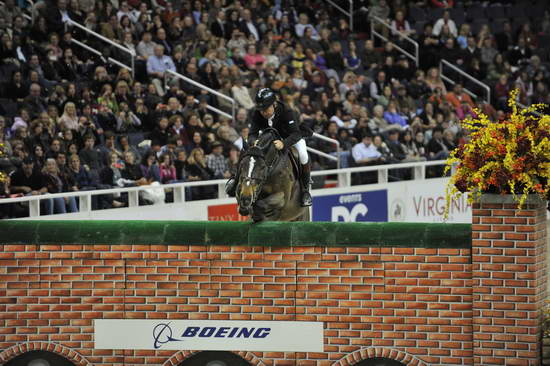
[0,221,471,248]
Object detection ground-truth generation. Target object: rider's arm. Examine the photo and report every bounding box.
[248,112,261,146]
[282,110,302,149]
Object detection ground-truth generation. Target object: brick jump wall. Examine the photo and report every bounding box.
[0,202,545,366]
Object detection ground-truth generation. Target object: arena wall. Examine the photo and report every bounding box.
[0,195,546,366]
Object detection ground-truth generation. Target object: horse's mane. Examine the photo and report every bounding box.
[254,129,279,151]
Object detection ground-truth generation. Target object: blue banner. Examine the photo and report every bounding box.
[312,190,388,222]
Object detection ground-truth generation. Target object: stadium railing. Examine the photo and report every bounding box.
[323,0,354,32]
[370,15,420,68]
[164,69,236,120]
[67,19,136,78]
[0,160,447,218]
[70,38,132,72]
[440,59,491,104]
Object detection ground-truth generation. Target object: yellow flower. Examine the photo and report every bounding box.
[444,90,550,219]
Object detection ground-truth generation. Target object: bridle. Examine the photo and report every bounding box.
[237,128,282,206]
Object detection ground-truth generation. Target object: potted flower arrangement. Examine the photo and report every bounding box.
[445,90,550,212]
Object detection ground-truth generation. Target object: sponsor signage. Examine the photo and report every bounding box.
[387,178,471,223]
[312,190,388,222]
[94,319,323,352]
[208,203,248,221]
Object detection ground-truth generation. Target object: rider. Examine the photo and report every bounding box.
[225,88,313,207]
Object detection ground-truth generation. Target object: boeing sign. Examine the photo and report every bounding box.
[95,319,323,352]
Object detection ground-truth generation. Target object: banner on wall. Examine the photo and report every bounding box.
[208,203,248,221]
[387,178,471,223]
[94,319,324,352]
[312,190,388,222]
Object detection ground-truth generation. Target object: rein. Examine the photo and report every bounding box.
[241,128,283,183]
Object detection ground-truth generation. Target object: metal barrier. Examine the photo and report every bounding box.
[323,0,354,31]
[67,19,135,78]
[310,132,341,170]
[70,39,132,71]
[0,160,446,218]
[440,59,491,104]
[370,15,419,68]
[165,69,236,120]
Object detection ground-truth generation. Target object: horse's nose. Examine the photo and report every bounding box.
[241,196,251,206]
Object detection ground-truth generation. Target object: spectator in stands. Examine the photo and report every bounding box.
[137,31,157,61]
[9,157,53,214]
[426,126,449,160]
[42,157,78,213]
[352,133,383,166]
[425,67,447,95]
[445,84,475,111]
[186,147,215,199]
[140,150,160,183]
[146,44,175,96]
[206,141,230,179]
[432,10,457,38]
[159,152,177,184]
[59,102,79,131]
[79,134,102,172]
[231,77,255,110]
[391,10,414,38]
[23,83,48,119]
[370,0,391,38]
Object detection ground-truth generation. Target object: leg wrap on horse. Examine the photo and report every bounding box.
[300,162,312,207]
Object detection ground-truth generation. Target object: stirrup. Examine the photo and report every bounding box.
[301,191,312,207]
[225,177,237,196]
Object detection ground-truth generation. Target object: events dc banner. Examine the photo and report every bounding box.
[312,190,388,222]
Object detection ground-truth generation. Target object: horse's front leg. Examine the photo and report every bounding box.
[251,192,285,222]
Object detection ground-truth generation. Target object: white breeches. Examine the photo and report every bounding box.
[293,139,309,165]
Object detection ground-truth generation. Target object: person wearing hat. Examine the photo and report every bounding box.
[225,88,312,207]
[206,140,230,179]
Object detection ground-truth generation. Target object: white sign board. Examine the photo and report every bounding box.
[94,319,324,352]
[387,178,471,223]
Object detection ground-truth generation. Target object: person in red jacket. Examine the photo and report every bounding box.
[431,0,454,8]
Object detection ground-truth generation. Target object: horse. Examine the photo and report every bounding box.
[235,128,310,222]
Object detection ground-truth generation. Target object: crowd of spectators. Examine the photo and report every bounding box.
[0,0,549,218]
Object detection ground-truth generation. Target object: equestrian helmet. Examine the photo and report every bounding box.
[255,88,276,110]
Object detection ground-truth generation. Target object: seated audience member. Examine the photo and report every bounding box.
[42,158,78,213]
[186,147,216,200]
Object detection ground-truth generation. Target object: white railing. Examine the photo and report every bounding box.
[323,0,354,31]
[70,39,132,71]
[370,15,419,67]
[165,70,236,120]
[0,160,447,218]
[310,132,341,169]
[0,0,33,23]
[440,59,491,104]
[67,19,135,77]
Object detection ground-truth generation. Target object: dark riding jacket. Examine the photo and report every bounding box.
[248,101,302,150]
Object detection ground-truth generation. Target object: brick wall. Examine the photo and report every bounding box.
[471,195,547,366]
[0,212,545,366]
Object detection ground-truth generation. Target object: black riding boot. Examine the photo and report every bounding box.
[225,173,239,197]
[300,163,312,207]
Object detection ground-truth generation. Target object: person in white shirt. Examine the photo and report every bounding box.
[137,32,158,60]
[295,13,320,40]
[116,1,137,23]
[432,10,457,38]
[231,78,255,110]
[352,133,382,165]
